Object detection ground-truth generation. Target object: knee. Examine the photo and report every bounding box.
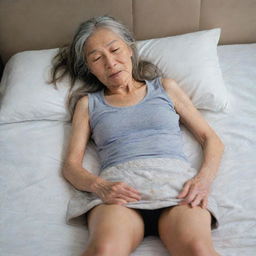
[88,241,114,256]
[93,243,112,256]
[84,239,129,256]
[186,239,213,256]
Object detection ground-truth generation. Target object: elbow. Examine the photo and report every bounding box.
[213,134,225,154]
[202,132,225,154]
[213,130,224,147]
[61,161,73,179]
[62,160,81,179]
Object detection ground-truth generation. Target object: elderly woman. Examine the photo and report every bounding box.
[50,15,224,256]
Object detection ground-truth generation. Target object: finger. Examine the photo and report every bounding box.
[111,182,140,200]
[183,185,198,203]
[110,186,140,202]
[115,202,126,206]
[108,198,127,205]
[190,194,202,208]
[201,197,208,209]
[122,186,141,200]
[178,200,189,206]
[117,193,140,203]
[124,184,141,196]
[177,181,191,199]
[125,196,140,203]
[125,190,141,201]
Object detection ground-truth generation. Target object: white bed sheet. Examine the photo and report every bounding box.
[0,43,256,256]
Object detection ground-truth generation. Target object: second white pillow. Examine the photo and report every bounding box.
[136,28,229,112]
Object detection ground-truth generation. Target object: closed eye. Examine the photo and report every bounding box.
[93,56,101,62]
[112,48,119,52]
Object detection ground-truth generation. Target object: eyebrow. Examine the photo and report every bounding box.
[87,40,118,56]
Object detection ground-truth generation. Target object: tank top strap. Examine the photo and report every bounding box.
[148,76,162,90]
[148,76,166,94]
[87,90,104,120]
[146,77,175,109]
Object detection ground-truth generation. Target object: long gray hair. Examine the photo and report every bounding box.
[49,15,161,122]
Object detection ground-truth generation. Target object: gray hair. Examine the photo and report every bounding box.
[49,15,161,121]
[74,16,135,74]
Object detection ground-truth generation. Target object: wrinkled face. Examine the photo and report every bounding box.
[84,28,133,90]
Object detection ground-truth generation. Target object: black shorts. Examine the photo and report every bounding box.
[138,206,217,237]
[138,207,170,237]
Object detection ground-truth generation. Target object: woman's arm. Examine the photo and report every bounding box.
[63,96,142,204]
[161,78,225,208]
[62,96,103,192]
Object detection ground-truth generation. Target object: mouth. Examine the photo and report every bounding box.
[109,71,122,78]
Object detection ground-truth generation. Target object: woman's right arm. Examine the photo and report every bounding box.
[62,95,141,204]
[62,96,103,192]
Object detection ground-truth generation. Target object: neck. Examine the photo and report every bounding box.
[104,79,144,96]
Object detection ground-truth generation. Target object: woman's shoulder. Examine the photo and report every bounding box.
[76,95,89,110]
[160,78,188,108]
[147,76,177,89]
[160,77,178,90]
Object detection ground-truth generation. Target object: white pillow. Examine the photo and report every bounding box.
[0,49,82,124]
[136,28,229,111]
[0,28,228,124]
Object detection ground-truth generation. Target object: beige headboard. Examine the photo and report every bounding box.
[1,0,256,65]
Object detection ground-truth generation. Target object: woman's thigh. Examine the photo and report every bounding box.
[86,204,145,253]
[158,205,216,254]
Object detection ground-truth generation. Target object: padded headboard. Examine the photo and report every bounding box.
[0,0,256,64]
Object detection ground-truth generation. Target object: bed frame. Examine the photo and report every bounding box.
[0,0,256,67]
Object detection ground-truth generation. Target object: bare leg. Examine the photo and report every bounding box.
[81,204,145,256]
[158,205,220,256]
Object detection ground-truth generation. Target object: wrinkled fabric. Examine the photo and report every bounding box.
[66,157,219,229]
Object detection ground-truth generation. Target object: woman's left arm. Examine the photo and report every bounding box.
[162,78,225,208]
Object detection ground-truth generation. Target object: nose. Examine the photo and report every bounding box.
[104,53,116,69]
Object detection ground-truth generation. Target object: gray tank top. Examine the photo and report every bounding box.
[88,77,188,171]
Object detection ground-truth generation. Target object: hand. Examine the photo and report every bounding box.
[177,175,212,208]
[92,178,142,205]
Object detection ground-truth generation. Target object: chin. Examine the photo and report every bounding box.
[109,78,129,87]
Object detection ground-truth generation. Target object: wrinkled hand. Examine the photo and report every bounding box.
[93,178,141,205]
[177,175,212,208]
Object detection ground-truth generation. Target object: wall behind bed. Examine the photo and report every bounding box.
[0,0,256,67]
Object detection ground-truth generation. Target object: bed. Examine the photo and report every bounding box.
[0,1,256,256]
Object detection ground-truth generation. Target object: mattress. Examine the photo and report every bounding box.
[0,43,256,255]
